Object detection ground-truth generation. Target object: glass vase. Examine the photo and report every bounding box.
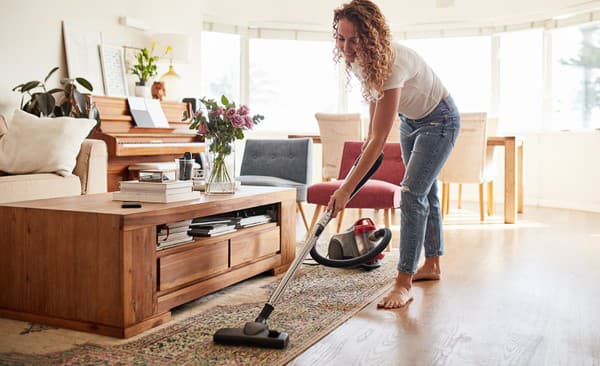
[205,138,236,194]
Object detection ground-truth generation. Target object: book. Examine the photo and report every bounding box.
[164,219,193,229]
[112,190,201,203]
[217,214,272,228]
[119,180,192,191]
[157,230,191,242]
[121,186,191,195]
[187,228,237,237]
[238,214,272,227]
[189,218,235,226]
[188,224,237,236]
[158,225,189,237]
[156,236,194,250]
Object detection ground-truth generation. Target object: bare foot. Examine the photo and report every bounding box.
[412,265,441,282]
[377,286,413,309]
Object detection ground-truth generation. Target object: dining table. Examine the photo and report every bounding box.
[288,134,524,224]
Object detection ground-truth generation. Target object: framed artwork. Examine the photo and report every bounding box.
[99,44,128,97]
[62,20,105,95]
[123,46,141,73]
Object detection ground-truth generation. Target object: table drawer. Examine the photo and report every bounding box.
[159,240,229,291]
[230,227,280,267]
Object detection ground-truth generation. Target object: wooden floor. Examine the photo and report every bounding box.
[289,204,600,366]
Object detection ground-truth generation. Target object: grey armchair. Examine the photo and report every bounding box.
[237,138,313,231]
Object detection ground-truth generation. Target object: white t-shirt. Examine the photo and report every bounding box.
[352,42,447,120]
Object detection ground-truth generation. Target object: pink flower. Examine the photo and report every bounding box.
[225,108,236,119]
[244,115,253,128]
[194,110,203,118]
[197,123,209,135]
[214,106,224,116]
[231,115,245,128]
[237,105,249,116]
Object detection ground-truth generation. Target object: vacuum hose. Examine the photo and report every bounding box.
[309,227,391,267]
[307,151,392,268]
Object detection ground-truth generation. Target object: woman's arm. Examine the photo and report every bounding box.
[328,88,401,216]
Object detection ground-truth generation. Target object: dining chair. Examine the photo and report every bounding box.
[237,138,313,231]
[306,141,404,249]
[314,113,363,182]
[438,112,497,221]
[454,117,499,216]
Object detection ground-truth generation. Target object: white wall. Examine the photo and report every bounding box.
[0,0,205,117]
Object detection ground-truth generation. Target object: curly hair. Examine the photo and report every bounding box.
[333,0,394,102]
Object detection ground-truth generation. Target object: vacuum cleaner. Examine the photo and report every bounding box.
[213,152,392,349]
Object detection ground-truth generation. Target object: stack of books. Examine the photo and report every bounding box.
[229,214,272,228]
[113,180,200,203]
[188,217,237,237]
[157,219,193,250]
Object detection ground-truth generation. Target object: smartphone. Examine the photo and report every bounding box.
[121,201,142,208]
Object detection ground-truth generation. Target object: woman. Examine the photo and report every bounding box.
[328,0,460,309]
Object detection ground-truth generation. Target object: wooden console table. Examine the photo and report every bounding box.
[0,186,296,338]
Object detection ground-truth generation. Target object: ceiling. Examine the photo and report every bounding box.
[200,0,600,32]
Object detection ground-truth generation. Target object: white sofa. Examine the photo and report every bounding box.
[0,114,108,203]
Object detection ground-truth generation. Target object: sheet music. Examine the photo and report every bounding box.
[145,99,169,128]
[127,97,169,128]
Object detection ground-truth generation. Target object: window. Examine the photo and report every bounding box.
[403,36,491,114]
[551,23,600,130]
[201,32,240,102]
[249,39,338,133]
[498,29,544,133]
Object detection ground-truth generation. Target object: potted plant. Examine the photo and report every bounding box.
[130,42,171,97]
[12,66,100,131]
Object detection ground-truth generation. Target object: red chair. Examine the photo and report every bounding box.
[307,141,405,239]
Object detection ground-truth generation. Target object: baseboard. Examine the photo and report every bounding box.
[536,199,600,214]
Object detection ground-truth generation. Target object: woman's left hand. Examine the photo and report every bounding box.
[327,186,352,218]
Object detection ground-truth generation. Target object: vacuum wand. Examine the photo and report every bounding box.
[213,152,384,349]
[263,152,383,312]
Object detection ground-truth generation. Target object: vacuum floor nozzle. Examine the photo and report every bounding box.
[213,322,289,349]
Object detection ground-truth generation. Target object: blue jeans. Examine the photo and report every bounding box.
[397,95,460,274]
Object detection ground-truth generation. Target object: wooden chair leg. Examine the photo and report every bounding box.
[336,209,345,233]
[441,183,450,217]
[479,183,485,222]
[384,208,392,251]
[441,183,446,218]
[358,208,363,217]
[487,181,494,216]
[457,184,462,209]
[445,183,451,215]
[297,202,309,232]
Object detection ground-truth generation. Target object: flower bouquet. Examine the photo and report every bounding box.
[189,95,264,193]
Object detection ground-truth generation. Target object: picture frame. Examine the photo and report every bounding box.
[62,20,105,95]
[99,44,128,97]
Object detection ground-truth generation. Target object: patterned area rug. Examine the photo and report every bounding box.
[0,247,398,366]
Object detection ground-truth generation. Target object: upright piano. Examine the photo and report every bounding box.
[91,96,204,192]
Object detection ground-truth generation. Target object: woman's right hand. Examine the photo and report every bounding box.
[327,185,352,218]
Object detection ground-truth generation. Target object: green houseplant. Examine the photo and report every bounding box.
[12,66,100,128]
[131,42,172,86]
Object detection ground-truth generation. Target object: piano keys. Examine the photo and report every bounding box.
[90,95,204,191]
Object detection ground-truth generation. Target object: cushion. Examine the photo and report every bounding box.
[307,179,401,209]
[237,175,308,201]
[0,173,81,204]
[0,110,96,177]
